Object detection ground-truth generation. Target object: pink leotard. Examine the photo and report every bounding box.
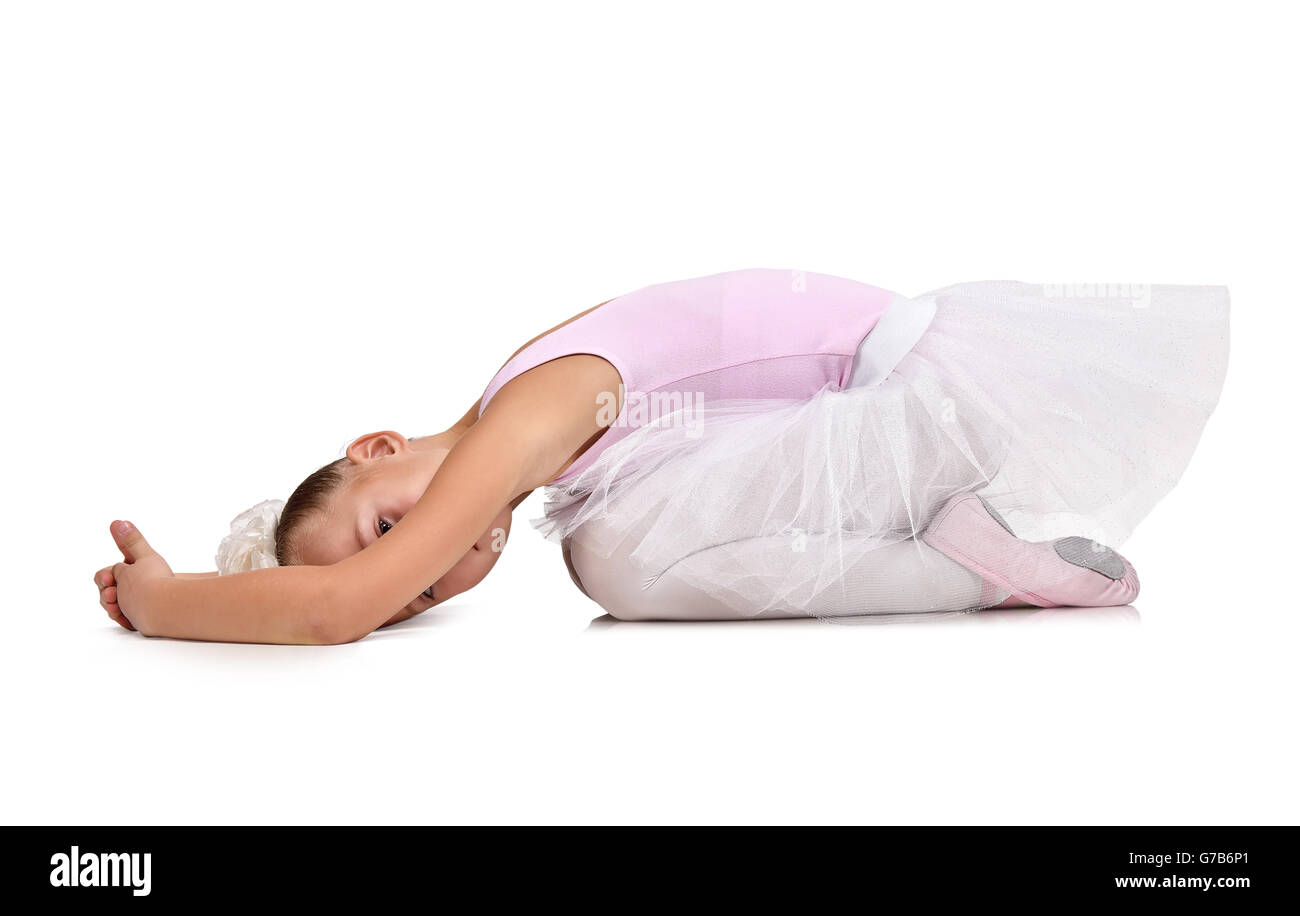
[478,267,895,484]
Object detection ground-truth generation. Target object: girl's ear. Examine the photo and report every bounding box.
[345,431,410,465]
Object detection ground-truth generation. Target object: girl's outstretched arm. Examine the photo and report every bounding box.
[106,353,619,645]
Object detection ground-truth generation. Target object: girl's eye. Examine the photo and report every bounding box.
[377,518,393,537]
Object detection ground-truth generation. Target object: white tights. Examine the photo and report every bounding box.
[563,524,1002,621]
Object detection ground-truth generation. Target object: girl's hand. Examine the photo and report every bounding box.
[96,520,174,634]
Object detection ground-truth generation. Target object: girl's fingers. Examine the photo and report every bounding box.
[102,589,134,630]
[95,556,133,630]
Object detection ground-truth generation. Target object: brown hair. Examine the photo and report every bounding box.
[275,457,348,566]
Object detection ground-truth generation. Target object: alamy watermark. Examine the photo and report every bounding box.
[596,385,705,438]
[50,846,151,896]
[1042,282,1150,308]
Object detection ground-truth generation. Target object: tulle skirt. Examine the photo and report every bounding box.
[536,281,1230,618]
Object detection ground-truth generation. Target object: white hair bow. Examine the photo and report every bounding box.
[215,499,285,575]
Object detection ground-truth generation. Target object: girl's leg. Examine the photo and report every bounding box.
[564,491,1140,620]
[565,525,1002,621]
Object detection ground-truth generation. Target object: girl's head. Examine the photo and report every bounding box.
[274,431,510,605]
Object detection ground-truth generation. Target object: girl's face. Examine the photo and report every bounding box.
[296,431,512,619]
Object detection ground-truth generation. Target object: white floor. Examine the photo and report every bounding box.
[10,460,1296,824]
[3,1,1296,825]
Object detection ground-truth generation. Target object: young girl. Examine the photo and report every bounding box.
[93,268,1229,641]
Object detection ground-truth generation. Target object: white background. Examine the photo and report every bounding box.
[2,1,1296,825]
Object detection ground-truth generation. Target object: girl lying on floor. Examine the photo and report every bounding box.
[93,268,1228,641]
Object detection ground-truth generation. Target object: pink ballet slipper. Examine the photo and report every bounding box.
[921,493,1140,608]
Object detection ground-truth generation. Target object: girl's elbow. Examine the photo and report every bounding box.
[297,569,381,645]
[302,607,371,645]
[299,593,374,645]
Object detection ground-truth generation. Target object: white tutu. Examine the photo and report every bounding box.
[536,281,1230,618]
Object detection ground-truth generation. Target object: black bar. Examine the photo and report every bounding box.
[10,827,1283,904]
